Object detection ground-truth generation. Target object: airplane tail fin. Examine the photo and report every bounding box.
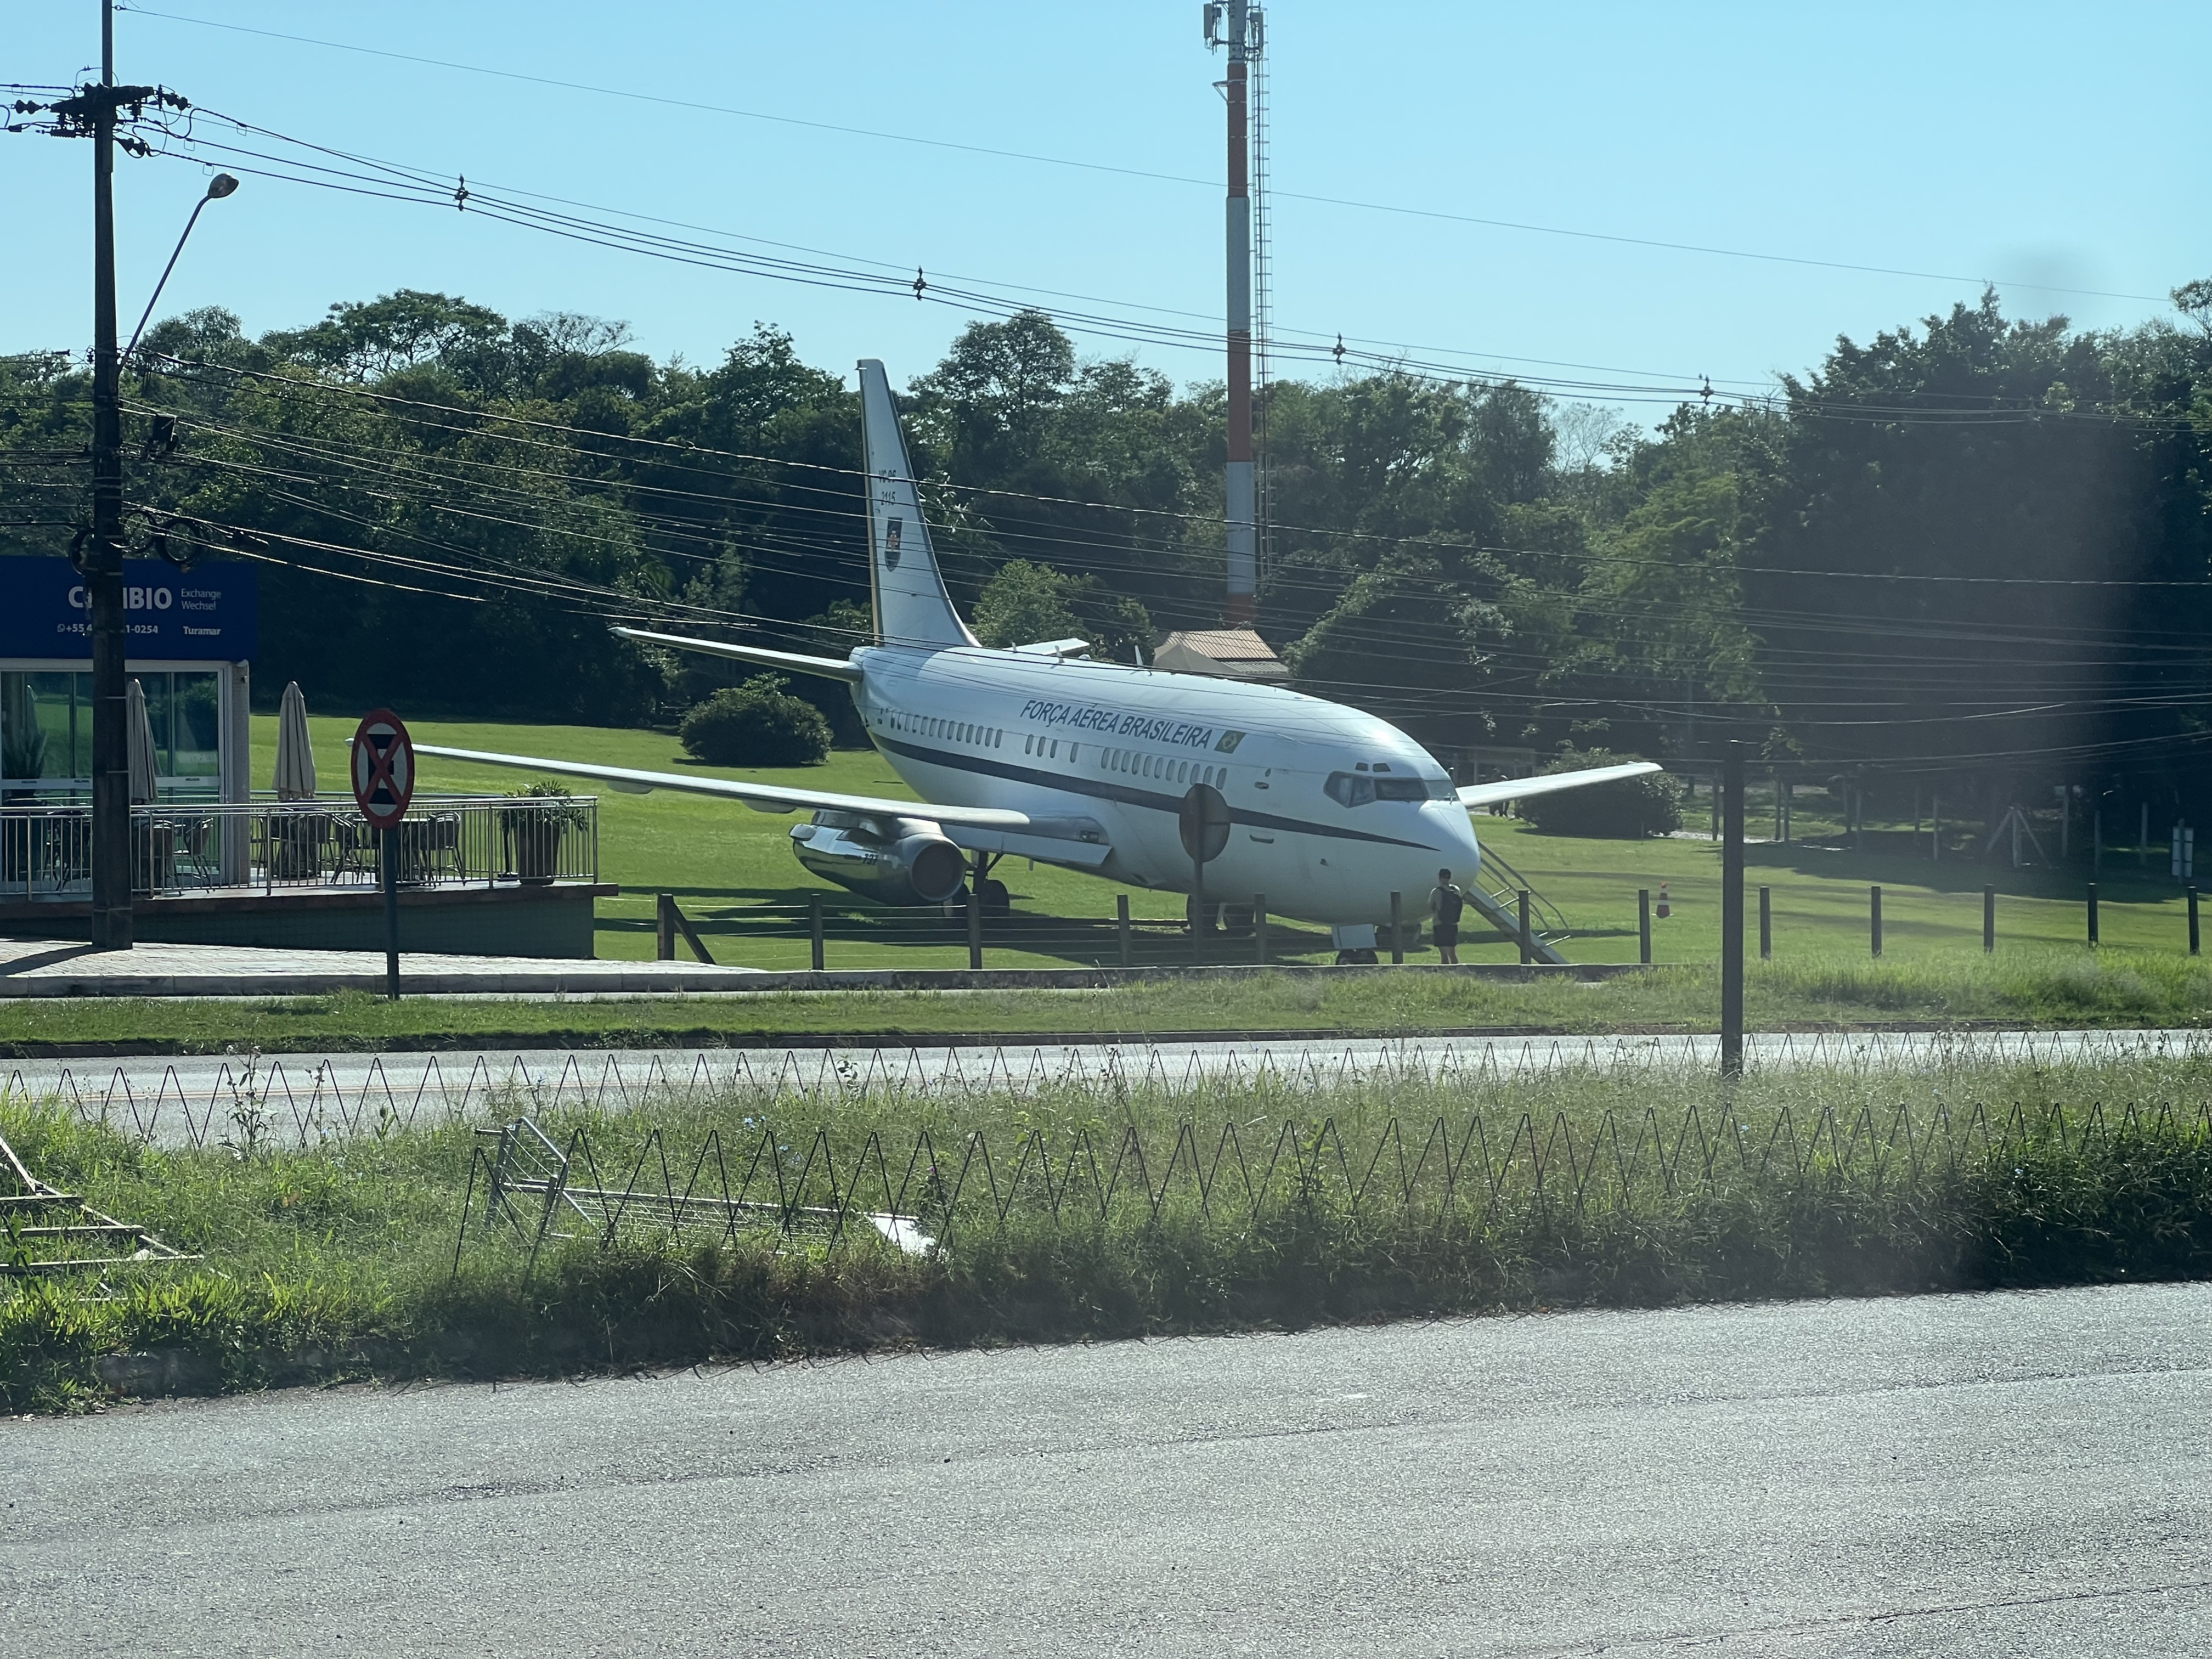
[859,358,977,649]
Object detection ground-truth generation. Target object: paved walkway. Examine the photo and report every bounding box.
[0,936,764,997]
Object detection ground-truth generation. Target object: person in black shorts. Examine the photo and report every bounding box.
[1430,867,1466,964]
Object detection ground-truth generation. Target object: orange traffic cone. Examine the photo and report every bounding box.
[1655,881,1671,919]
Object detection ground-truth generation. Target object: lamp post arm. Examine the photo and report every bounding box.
[125,193,214,361]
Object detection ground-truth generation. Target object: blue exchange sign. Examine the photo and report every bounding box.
[0,555,258,661]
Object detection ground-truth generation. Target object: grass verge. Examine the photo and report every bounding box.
[6,1048,2211,1412]
[4,950,2212,1054]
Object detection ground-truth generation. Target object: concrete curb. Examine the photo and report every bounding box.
[0,1017,2045,1064]
[0,1020,1679,1061]
[0,961,1657,1000]
[0,970,765,999]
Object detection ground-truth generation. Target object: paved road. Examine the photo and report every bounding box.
[7,1283,2208,1656]
[10,1027,2208,1149]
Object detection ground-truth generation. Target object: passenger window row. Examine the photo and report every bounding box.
[1101,748,1225,789]
[880,710,1002,748]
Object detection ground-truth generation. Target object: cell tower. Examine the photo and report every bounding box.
[1203,2,1267,627]
[1249,4,1272,593]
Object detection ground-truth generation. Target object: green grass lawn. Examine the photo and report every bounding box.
[1479,816,2197,962]
[253,713,2198,972]
[7,950,2212,1052]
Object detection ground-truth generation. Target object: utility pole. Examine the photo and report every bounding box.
[1206,1,1258,625]
[86,4,143,948]
[1720,743,1746,1080]
[26,7,189,947]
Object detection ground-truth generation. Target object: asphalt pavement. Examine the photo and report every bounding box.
[8,1282,2208,1656]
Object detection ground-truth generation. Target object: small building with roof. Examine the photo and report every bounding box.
[1150,627,1290,683]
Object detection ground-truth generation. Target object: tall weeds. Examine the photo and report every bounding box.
[7,1051,2212,1411]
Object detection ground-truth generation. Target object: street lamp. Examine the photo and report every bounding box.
[125,172,239,359]
[87,167,238,949]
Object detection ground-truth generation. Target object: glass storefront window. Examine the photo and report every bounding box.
[2,672,91,798]
[145,670,220,788]
[3,668,222,801]
[171,672,221,777]
[32,672,86,781]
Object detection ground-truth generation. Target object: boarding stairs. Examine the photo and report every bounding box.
[1466,847,1573,965]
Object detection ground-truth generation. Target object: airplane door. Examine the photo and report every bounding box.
[1279,769,1355,917]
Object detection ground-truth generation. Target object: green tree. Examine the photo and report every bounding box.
[971,559,1153,662]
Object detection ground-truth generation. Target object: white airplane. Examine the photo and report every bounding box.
[418,360,1656,957]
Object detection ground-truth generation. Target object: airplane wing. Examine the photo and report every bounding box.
[415,744,1032,828]
[1457,760,1663,809]
[611,627,864,685]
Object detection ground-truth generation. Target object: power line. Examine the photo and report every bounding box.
[117,4,2174,305]
[135,354,2212,591]
[113,107,2212,437]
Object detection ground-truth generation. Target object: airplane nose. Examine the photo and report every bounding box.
[1408,800,1483,904]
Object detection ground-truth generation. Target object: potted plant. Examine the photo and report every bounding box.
[499,783,588,883]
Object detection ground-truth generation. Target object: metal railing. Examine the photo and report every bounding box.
[0,793,598,901]
[639,896,1348,970]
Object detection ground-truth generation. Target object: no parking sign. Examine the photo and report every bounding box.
[352,709,415,1002]
[351,709,416,830]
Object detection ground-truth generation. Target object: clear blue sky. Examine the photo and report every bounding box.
[7,2,2207,415]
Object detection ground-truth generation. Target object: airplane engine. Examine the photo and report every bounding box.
[788,812,968,906]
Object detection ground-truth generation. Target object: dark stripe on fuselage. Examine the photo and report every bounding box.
[873,734,1441,850]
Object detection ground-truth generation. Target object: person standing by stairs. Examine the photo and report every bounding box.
[1430,868,1467,965]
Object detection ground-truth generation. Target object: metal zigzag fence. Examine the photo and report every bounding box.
[9,1027,2212,1154]
[5,1032,2210,1272]
[452,1083,2212,1269]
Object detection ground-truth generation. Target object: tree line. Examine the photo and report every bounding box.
[5,283,2212,815]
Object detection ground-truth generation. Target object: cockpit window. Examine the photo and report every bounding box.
[1327,771,1453,806]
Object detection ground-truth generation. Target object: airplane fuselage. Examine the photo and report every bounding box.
[850,644,1481,929]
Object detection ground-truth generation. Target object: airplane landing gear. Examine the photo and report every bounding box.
[959,854,1012,920]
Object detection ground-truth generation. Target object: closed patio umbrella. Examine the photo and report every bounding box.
[126,677,157,804]
[274,681,317,800]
